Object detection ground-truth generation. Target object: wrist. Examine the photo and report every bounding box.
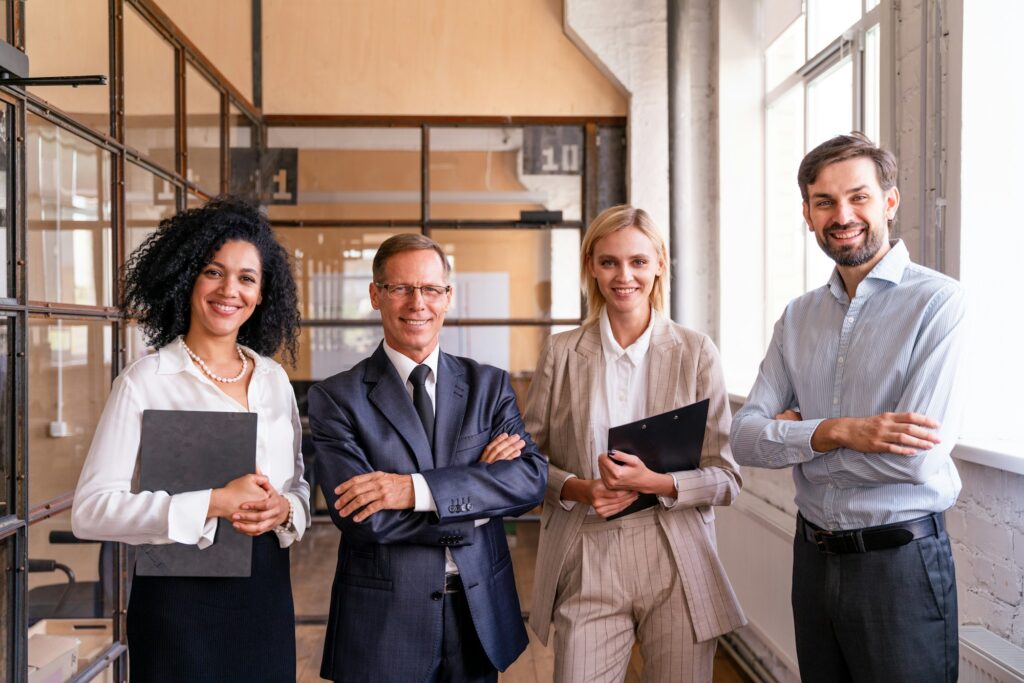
[646,473,676,497]
[274,495,295,533]
[559,478,588,504]
[811,418,845,452]
[208,488,225,519]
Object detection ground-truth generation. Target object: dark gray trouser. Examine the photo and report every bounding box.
[791,521,958,683]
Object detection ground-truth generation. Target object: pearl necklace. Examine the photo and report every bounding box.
[180,338,249,383]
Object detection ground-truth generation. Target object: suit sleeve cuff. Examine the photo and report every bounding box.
[167,489,217,548]
[411,473,437,512]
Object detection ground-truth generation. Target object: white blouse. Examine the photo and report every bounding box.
[72,338,310,549]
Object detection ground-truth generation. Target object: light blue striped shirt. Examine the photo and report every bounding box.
[731,240,967,530]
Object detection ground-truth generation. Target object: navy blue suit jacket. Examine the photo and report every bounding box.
[309,344,547,683]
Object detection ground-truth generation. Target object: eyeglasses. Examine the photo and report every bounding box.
[374,282,452,301]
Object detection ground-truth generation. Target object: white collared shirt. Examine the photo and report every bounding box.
[72,338,311,549]
[381,340,485,575]
[562,307,678,511]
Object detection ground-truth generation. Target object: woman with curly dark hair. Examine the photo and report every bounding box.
[72,195,310,683]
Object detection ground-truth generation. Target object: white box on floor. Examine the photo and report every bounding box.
[29,619,114,683]
[27,633,78,683]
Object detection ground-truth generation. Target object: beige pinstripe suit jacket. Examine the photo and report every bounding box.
[524,312,747,645]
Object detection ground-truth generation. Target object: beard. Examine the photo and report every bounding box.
[815,221,885,267]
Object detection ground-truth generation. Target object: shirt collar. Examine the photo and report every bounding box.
[157,336,269,376]
[827,239,909,301]
[382,339,440,385]
[599,306,654,366]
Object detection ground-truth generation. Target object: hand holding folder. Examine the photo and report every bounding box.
[602,398,710,521]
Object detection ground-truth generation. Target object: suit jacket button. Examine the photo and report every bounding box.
[448,505,458,513]
[465,502,472,512]
[455,536,463,543]
[431,591,443,601]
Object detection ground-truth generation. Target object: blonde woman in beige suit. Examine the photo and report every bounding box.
[524,205,746,683]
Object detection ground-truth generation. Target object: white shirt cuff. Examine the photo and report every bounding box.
[411,473,437,512]
[167,489,217,549]
[658,474,680,509]
[273,492,306,548]
[558,474,578,511]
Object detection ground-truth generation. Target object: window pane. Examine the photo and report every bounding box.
[288,326,384,380]
[27,510,115,671]
[864,24,881,143]
[0,319,10,517]
[124,5,176,169]
[186,65,222,194]
[125,162,176,261]
[805,57,853,288]
[764,87,806,345]
[28,318,112,506]
[765,15,806,92]
[229,105,259,201]
[429,127,583,222]
[276,227,420,321]
[0,105,10,299]
[433,229,581,320]
[26,0,109,136]
[807,0,862,56]
[27,115,113,306]
[266,127,421,221]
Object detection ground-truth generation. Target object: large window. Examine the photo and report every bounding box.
[724,1,881,394]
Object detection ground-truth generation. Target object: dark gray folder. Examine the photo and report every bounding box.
[606,398,710,521]
[135,410,257,577]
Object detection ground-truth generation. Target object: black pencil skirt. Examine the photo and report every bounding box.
[127,532,296,683]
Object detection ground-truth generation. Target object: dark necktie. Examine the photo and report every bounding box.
[408,364,434,447]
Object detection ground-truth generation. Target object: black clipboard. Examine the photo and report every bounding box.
[605,398,709,521]
[135,410,257,577]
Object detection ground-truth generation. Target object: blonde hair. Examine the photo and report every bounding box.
[579,205,669,326]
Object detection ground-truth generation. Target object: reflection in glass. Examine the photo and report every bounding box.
[125,5,176,167]
[27,115,113,306]
[266,127,421,221]
[125,162,176,261]
[186,65,222,194]
[765,15,806,93]
[229,105,259,201]
[429,127,583,222]
[0,319,10,517]
[807,0,861,57]
[27,511,114,668]
[0,539,10,681]
[27,318,112,506]
[275,227,419,320]
[764,87,807,344]
[0,106,9,299]
[26,0,109,136]
[433,229,581,320]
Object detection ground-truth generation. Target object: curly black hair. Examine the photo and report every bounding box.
[123,195,300,365]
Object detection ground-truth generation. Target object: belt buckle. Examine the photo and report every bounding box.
[813,528,835,554]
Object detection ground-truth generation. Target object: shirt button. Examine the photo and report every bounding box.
[838,356,844,363]
[847,316,855,323]
[833,397,839,404]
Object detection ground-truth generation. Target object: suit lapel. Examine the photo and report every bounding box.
[646,314,683,416]
[433,352,468,469]
[365,345,434,472]
[570,325,601,479]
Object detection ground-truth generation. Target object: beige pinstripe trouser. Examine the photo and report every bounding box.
[551,509,715,683]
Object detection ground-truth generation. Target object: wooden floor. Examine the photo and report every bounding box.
[291,521,752,683]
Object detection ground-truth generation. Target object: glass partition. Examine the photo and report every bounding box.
[27,318,112,507]
[124,162,176,261]
[124,5,177,168]
[25,0,109,136]
[26,115,113,307]
[186,65,223,194]
[429,127,582,222]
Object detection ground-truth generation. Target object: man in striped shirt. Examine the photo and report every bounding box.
[731,132,965,682]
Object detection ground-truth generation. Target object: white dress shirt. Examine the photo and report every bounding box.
[72,338,310,549]
[562,307,679,511]
[381,340,486,575]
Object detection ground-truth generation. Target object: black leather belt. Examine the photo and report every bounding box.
[444,574,463,593]
[798,512,944,554]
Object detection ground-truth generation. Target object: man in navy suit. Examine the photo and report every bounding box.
[309,233,547,683]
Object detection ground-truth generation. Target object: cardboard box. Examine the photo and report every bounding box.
[27,634,78,683]
[29,619,114,683]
